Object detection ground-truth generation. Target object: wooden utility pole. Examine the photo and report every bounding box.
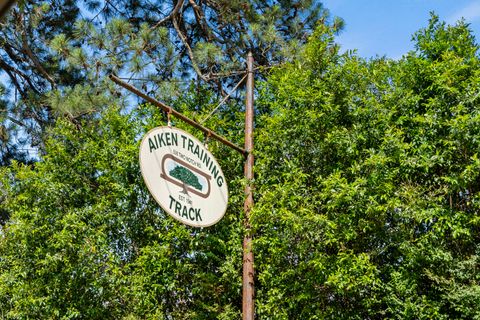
[243,51,255,320]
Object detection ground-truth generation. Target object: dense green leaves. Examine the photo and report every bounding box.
[252,15,480,319]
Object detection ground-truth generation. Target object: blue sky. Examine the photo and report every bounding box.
[321,0,480,59]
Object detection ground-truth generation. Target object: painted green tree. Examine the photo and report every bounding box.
[170,165,203,191]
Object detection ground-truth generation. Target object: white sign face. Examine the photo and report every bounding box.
[139,126,228,227]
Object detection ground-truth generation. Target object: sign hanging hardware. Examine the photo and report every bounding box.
[167,107,172,128]
[109,74,246,156]
[203,130,211,150]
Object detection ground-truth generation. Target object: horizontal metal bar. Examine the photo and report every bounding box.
[109,74,247,156]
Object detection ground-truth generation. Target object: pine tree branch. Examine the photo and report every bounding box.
[2,43,43,93]
[90,2,108,22]
[0,55,40,95]
[150,0,184,30]
[171,2,209,82]
[3,42,25,65]
[188,0,213,41]
[17,13,56,88]
[21,33,56,89]
[105,0,122,15]
[6,115,26,127]
[0,59,28,100]
[150,13,174,30]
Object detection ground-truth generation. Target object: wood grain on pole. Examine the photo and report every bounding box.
[242,51,255,320]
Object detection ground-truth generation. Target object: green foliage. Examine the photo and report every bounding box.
[46,84,111,117]
[253,16,480,319]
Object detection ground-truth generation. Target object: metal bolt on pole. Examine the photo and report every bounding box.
[243,51,255,320]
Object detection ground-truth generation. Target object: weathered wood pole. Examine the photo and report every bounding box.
[243,51,255,320]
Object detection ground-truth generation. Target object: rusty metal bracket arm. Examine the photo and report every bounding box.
[109,74,247,156]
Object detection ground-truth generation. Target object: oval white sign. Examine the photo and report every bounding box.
[139,126,228,227]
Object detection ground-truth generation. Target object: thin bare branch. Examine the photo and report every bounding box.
[0,59,28,100]
[6,115,26,127]
[171,1,209,82]
[151,0,184,30]
[188,0,213,41]
[201,73,247,123]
